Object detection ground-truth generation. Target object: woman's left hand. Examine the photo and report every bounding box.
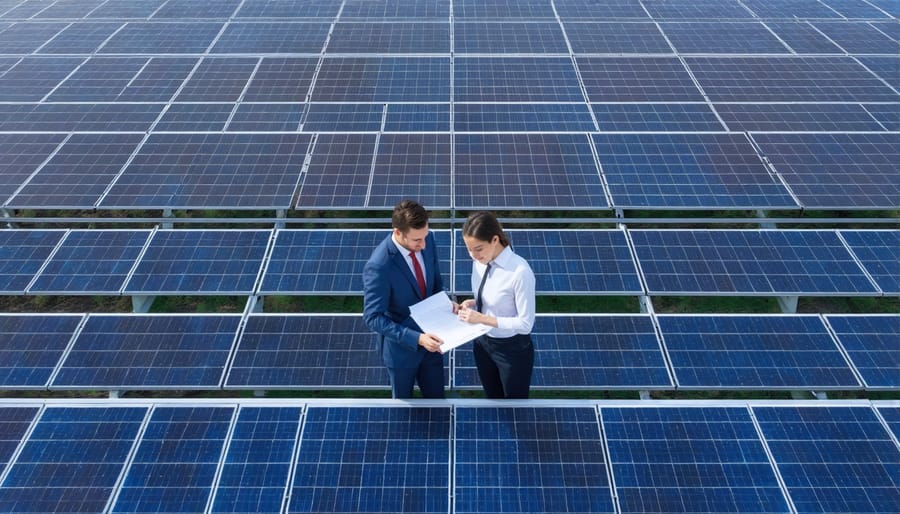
[457,307,481,324]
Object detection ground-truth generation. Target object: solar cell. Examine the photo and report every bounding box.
[602,406,789,514]
[0,57,84,102]
[0,103,161,132]
[210,407,302,514]
[114,57,198,102]
[32,0,108,19]
[660,22,790,54]
[642,0,755,19]
[577,57,704,102]
[301,103,383,132]
[456,407,614,514]
[226,315,391,388]
[592,103,724,131]
[328,22,450,54]
[813,21,897,54]
[454,22,568,54]
[242,57,318,102]
[454,0,556,19]
[99,22,223,54]
[101,133,312,209]
[564,22,672,54]
[289,407,450,514]
[88,0,167,19]
[0,229,65,295]
[295,133,378,208]
[592,133,797,209]
[753,406,900,514]
[341,0,451,19]
[741,0,842,19]
[455,133,607,209]
[630,230,879,295]
[228,103,305,132]
[764,21,844,54]
[384,104,450,131]
[0,407,38,474]
[0,22,68,53]
[455,57,584,102]
[153,103,232,132]
[715,103,884,132]
[826,314,899,390]
[0,133,66,204]
[312,57,450,102]
[211,22,330,54]
[236,0,342,19]
[864,103,900,130]
[47,56,150,102]
[453,315,671,389]
[112,406,234,514]
[27,229,149,294]
[369,133,452,208]
[878,406,900,441]
[839,230,900,294]
[153,0,242,19]
[555,0,650,19]
[857,56,900,88]
[751,132,899,209]
[175,57,257,102]
[124,229,270,294]
[0,314,82,389]
[52,314,241,389]
[454,103,596,132]
[453,229,642,294]
[822,0,893,18]
[658,314,859,389]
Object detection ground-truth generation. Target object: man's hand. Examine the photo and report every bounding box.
[418,333,443,352]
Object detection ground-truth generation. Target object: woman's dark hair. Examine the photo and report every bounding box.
[392,199,429,233]
[462,211,510,247]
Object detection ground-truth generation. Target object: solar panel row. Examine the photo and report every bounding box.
[0,402,897,514]
[2,228,896,296]
[2,312,895,391]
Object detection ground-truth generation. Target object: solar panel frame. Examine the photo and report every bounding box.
[838,230,900,295]
[0,314,83,389]
[825,314,899,390]
[0,229,66,295]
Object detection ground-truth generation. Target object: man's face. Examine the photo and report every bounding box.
[394,225,429,253]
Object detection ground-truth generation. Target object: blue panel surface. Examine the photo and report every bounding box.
[658,315,860,389]
[154,103,232,132]
[826,315,899,390]
[328,22,450,54]
[741,0,842,18]
[455,22,568,54]
[228,103,305,131]
[754,406,900,514]
[877,406,900,441]
[47,56,149,102]
[820,0,892,19]
[813,21,897,54]
[630,230,878,295]
[0,57,84,102]
[0,133,66,204]
[603,407,789,514]
[302,103,383,132]
[716,103,884,132]
[857,56,899,89]
[0,407,38,473]
[384,104,450,131]
[593,103,723,131]
[226,315,391,388]
[112,406,234,514]
[0,314,81,388]
[0,103,161,132]
[236,0,341,18]
[642,0,755,19]
[296,133,377,208]
[454,0,556,19]
[0,21,67,53]
[153,0,242,18]
[839,230,899,294]
[37,22,122,54]
[565,22,672,54]
[99,22,222,53]
[455,57,583,102]
[289,407,450,514]
[765,22,844,54]
[212,22,329,53]
[114,57,198,102]
[455,104,595,132]
[312,57,450,102]
[456,407,614,513]
[175,58,258,102]
[578,57,704,102]
[661,22,789,53]
[211,407,301,514]
[243,57,319,102]
[369,133,452,208]
[0,406,147,514]
[555,0,651,18]
[88,0,167,18]
[341,0,450,19]
[33,0,107,18]
[0,230,65,294]
[864,104,900,131]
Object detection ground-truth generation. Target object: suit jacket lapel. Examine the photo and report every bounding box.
[387,237,423,299]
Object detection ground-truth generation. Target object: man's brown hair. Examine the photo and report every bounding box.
[392,200,429,233]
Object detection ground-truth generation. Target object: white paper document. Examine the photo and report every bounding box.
[409,292,491,353]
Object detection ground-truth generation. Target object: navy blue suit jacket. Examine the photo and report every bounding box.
[363,232,444,369]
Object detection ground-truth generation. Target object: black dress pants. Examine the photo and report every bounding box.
[473,333,534,399]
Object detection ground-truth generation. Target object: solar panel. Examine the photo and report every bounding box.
[866,0,900,17]
[630,230,879,295]
[823,0,893,18]
[369,133,452,208]
[312,57,450,102]
[0,57,84,102]
[236,0,342,19]
[454,133,607,209]
[113,57,197,102]
[751,132,899,209]
[99,22,222,54]
[210,406,301,514]
[0,406,147,514]
[740,0,842,19]
[88,0,167,19]
[602,406,790,514]
[454,22,568,54]
[660,22,790,54]
[753,406,900,514]
[0,103,161,132]
[642,0,755,19]
[454,104,596,132]
[839,230,900,294]
[28,229,151,294]
[301,103,383,132]
[211,22,330,54]
[296,133,377,208]
[564,22,672,54]
[52,314,241,389]
[33,0,108,19]
[813,21,897,54]
[658,314,860,390]
[0,314,82,389]
[592,133,797,209]
[577,57,704,102]
[454,229,642,294]
[229,103,305,131]
[857,56,900,88]
[243,58,319,102]
[554,0,651,19]
[825,315,899,390]
[877,405,900,441]
[153,103,233,132]
[0,22,68,53]
[592,103,724,132]
[454,0,556,19]
[47,56,150,102]
[289,407,451,514]
[0,229,65,295]
[226,315,391,389]
[112,406,234,514]
[456,407,614,514]
[341,0,451,19]
[455,57,584,102]
[175,58,258,102]
[124,229,270,295]
[864,103,900,131]
[328,22,450,54]
[0,133,66,204]
[715,103,885,132]
[101,133,312,209]
[454,315,671,389]
[0,407,38,474]
[384,104,450,131]
[764,21,844,54]
[153,0,242,19]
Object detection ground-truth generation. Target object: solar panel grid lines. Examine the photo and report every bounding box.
[876,404,900,443]
[0,228,67,295]
[837,229,900,295]
[714,102,887,132]
[0,313,84,389]
[823,314,900,390]
[368,132,452,208]
[0,406,39,479]
[0,131,68,206]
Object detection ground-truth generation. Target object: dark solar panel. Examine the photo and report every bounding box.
[124,229,269,295]
[577,57,704,102]
[564,22,672,54]
[716,103,884,132]
[813,21,897,54]
[296,133,377,208]
[0,103,161,132]
[88,0,167,19]
[312,57,450,102]
[289,407,451,514]
[826,315,899,390]
[857,56,900,88]
[555,0,651,19]
[866,0,900,16]
[226,315,391,388]
[114,57,197,102]
[384,104,450,131]
[878,406,900,441]
[658,315,860,389]
[0,133,66,204]
[301,103,383,131]
[661,22,790,54]
[47,56,150,102]
[236,0,342,19]
[839,230,900,294]
[603,406,790,514]
[211,22,330,53]
[764,21,844,54]
[741,0,842,18]
[455,133,607,209]
[454,0,556,19]
[369,133,452,208]
[243,57,319,102]
[0,57,84,102]
[33,0,108,18]
[175,58,257,102]
[593,133,797,209]
[823,0,893,18]
[0,21,67,54]
[0,314,82,389]
[341,0,451,19]
[642,0,755,19]
[153,0,242,19]
[592,103,724,131]
[153,103,232,132]
[328,22,450,54]
[0,229,65,295]
[99,22,222,54]
[454,22,568,54]
[228,103,305,131]
[454,103,596,132]
[753,406,900,514]
[0,407,38,474]
[864,103,900,131]
[630,230,879,295]
[454,57,583,102]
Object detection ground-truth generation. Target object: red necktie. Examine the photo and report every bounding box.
[410,251,426,297]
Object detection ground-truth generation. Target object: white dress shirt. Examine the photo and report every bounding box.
[471,245,536,338]
[392,234,426,278]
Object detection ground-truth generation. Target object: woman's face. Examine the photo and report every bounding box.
[463,234,501,265]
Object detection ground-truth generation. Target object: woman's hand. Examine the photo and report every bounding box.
[457,306,481,324]
[452,299,474,314]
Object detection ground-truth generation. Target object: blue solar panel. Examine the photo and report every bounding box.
[88,0,167,19]
[99,22,222,53]
[289,407,450,514]
[124,230,269,294]
[877,406,900,441]
[341,0,450,19]
[564,22,672,54]
[112,406,234,514]
[228,103,304,131]
[0,406,147,514]
[328,22,450,54]
[0,21,67,53]
[175,58,257,102]
[593,103,724,131]
[454,229,642,294]
[369,133,452,208]
[242,57,320,102]
[226,315,391,389]
[555,0,651,19]
[153,0,242,18]
[211,22,329,53]
[593,133,797,209]
[0,314,82,389]
[301,103,382,132]
[0,230,65,295]
[384,104,450,131]
[716,103,885,132]
[0,103,161,132]
[658,315,860,390]
[455,57,583,102]
[858,56,900,89]
[454,0,556,19]
[154,103,232,131]
[454,315,671,389]
[642,0,755,19]
[456,407,614,514]
[34,0,108,18]
[822,0,892,18]
[0,407,38,474]
[866,0,900,16]
[839,230,900,294]
[47,56,149,102]
[751,132,899,209]
[602,406,789,514]
[454,104,596,132]
[865,103,900,130]
[210,407,301,514]
[578,57,704,102]
[455,133,607,209]
[236,0,342,19]
[312,57,450,102]
[0,57,84,102]
[753,406,900,514]
[630,230,879,295]
[661,22,790,54]
[0,133,66,204]
[296,133,377,208]
[765,21,844,54]
[826,315,899,390]
[28,230,150,294]
[114,57,197,102]
[741,0,842,18]
[814,21,896,54]
[454,22,568,54]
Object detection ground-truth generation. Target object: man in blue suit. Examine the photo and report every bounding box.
[363,200,446,398]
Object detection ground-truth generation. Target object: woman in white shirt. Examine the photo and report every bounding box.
[456,211,536,398]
